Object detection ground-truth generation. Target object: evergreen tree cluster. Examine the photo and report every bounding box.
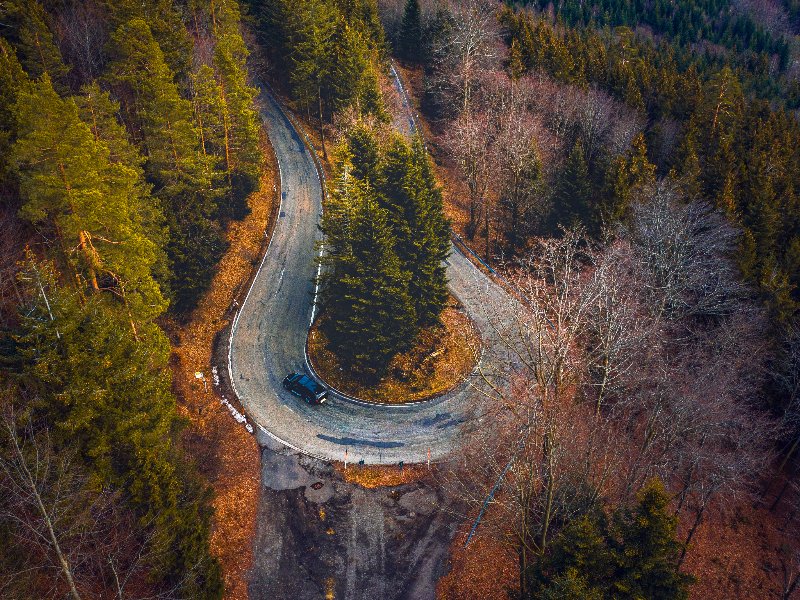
[318,124,450,378]
[397,0,423,63]
[525,480,693,600]
[519,0,792,71]
[247,0,387,124]
[0,0,264,596]
[1,0,262,313]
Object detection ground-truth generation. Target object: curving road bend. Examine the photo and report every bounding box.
[228,87,519,465]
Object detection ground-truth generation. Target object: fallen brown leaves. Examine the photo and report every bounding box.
[307,298,480,404]
[333,462,431,488]
[681,479,800,600]
[166,131,279,600]
[437,526,518,600]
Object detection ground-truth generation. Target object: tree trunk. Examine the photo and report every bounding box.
[539,430,555,553]
[678,504,705,568]
[484,197,491,263]
[318,88,327,160]
[8,429,82,600]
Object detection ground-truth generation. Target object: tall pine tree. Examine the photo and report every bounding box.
[378,134,449,325]
[398,0,422,62]
[552,141,592,232]
[0,38,28,187]
[0,0,69,89]
[15,262,222,599]
[12,75,167,326]
[106,18,224,311]
[319,166,416,377]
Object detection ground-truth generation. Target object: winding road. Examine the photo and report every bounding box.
[228,82,519,465]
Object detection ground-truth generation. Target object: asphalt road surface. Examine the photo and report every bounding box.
[228,87,520,465]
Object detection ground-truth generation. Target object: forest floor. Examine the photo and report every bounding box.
[165,129,279,600]
[307,296,480,404]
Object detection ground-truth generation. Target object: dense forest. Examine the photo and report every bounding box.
[0,0,261,597]
[3,0,800,596]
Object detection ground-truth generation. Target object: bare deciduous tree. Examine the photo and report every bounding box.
[446,209,772,593]
[52,0,110,86]
[426,0,501,117]
[0,395,172,600]
[443,107,497,240]
[624,180,748,324]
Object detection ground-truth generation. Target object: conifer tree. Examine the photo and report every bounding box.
[346,123,382,183]
[102,0,194,81]
[409,135,450,323]
[212,21,262,208]
[675,129,702,200]
[336,0,387,57]
[552,141,592,232]
[612,480,692,599]
[398,0,422,62]
[508,38,526,81]
[329,20,371,114]
[0,0,69,89]
[525,479,691,600]
[602,133,655,224]
[255,0,384,129]
[106,18,224,311]
[15,263,222,599]
[319,167,416,377]
[378,134,449,325]
[527,510,614,597]
[192,63,227,160]
[12,75,167,326]
[0,38,28,185]
[75,82,172,295]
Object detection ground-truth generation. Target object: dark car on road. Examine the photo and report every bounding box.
[282,372,328,404]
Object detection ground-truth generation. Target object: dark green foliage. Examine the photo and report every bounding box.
[601,133,656,225]
[1,0,260,594]
[12,75,168,323]
[0,38,28,186]
[247,0,385,123]
[102,0,194,81]
[517,0,791,75]
[347,122,382,183]
[319,125,449,374]
[500,6,800,324]
[398,0,422,62]
[0,0,69,89]
[551,142,592,233]
[209,0,262,214]
[525,479,692,600]
[377,134,450,325]
[75,81,172,297]
[319,176,416,378]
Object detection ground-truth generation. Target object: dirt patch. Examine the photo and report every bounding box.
[680,481,800,600]
[333,462,432,488]
[167,129,279,600]
[307,298,480,404]
[250,447,461,600]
